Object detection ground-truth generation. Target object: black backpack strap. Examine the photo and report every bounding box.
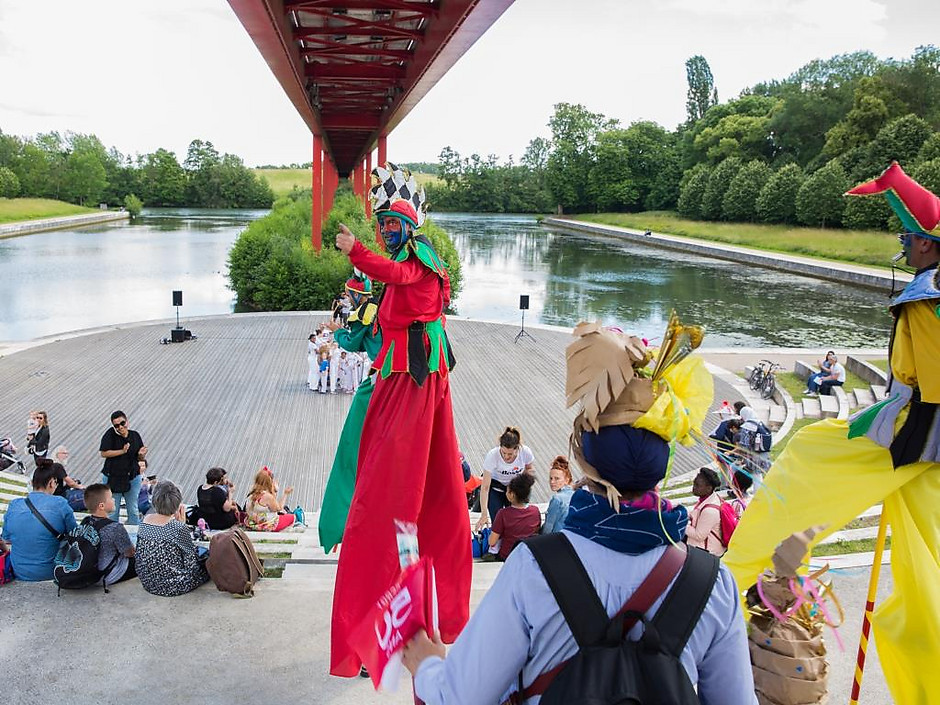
[649,546,719,657]
[525,533,610,648]
[24,497,64,541]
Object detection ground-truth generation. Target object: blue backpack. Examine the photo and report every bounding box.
[471,528,492,558]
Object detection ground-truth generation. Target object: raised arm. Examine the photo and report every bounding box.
[336,225,426,285]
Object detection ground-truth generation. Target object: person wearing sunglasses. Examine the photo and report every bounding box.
[99,410,148,525]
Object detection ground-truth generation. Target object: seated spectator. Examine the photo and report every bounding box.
[0,462,77,580]
[137,459,155,516]
[483,473,540,562]
[808,354,846,396]
[83,484,137,586]
[197,467,239,530]
[728,471,753,519]
[686,468,725,557]
[36,457,86,511]
[541,455,574,534]
[136,480,209,597]
[709,417,742,456]
[804,351,836,395]
[245,468,296,532]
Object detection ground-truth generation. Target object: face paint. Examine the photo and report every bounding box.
[379,215,409,252]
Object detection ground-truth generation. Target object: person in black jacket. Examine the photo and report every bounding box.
[27,411,50,468]
[196,467,239,530]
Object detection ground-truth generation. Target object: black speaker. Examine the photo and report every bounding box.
[170,328,186,343]
[172,290,183,307]
[519,295,529,310]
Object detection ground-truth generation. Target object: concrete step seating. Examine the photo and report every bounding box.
[854,387,876,408]
[819,394,839,418]
[871,384,887,400]
[802,396,822,419]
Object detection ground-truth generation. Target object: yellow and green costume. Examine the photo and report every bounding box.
[725,166,940,703]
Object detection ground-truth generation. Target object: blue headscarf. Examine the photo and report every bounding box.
[581,424,669,492]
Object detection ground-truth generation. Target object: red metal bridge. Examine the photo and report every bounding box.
[227,0,514,248]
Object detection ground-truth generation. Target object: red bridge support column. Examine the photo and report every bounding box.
[323,159,337,224]
[311,134,323,252]
[365,150,373,219]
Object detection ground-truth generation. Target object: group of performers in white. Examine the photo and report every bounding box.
[307,327,371,395]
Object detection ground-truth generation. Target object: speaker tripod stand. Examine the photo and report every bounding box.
[514,308,535,343]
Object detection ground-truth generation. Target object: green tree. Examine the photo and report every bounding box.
[910,158,940,195]
[685,55,718,123]
[918,133,940,162]
[842,193,891,230]
[62,149,107,205]
[676,164,711,219]
[545,102,616,212]
[587,130,638,211]
[796,161,849,227]
[822,77,891,158]
[700,157,743,220]
[124,193,143,218]
[722,160,771,221]
[867,114,933,167]
[756,164,804,223]
[0,166,20,197]
[139,148,187,206]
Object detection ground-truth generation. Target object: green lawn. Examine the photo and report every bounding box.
[812,535,890,557]
[255,168,440,197]
[868,358,889,373]
[0,198,97,224]
[575,212,897,269]
[255,168,311,197]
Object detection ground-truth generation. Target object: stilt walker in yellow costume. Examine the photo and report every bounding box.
[724,162,940,704]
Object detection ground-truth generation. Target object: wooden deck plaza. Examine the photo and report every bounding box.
[0,314,739,509]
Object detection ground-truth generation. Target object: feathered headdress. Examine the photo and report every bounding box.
[566,312,713,508]
[370,162,428,228]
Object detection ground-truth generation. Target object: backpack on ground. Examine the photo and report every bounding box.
[503,533,719,705]
[53,516,118,595]
[471,527,491,558]
[0,546,14,584]
[740,421,773,453]
[206,527,264,598]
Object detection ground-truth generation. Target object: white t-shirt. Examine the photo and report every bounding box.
[482,445,535,486]
[830,362,846,383]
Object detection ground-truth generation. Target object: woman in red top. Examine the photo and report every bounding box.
[484,473,540,562]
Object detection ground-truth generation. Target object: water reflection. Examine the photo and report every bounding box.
[0,209,892,347]
[0,208,266,341]
[437,213,892,348]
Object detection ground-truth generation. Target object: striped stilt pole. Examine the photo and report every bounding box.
[849,511,889,704]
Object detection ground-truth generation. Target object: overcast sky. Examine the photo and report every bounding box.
[0,0,937,167]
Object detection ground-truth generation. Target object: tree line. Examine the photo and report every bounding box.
[0,131,274,210]
[425,46,940,228]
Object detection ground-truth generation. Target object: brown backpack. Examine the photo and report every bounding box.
[206,527,264,597]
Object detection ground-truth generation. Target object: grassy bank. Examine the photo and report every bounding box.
[254,168,440,198]
[0,198,98,224]
[574,212,897,269]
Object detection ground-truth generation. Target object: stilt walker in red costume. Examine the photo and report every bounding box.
[330,163,471,677]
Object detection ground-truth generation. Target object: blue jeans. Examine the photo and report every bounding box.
[103,474,142,525]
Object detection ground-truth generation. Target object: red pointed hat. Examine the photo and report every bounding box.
[846,161,940,239]
[377,199,419,228]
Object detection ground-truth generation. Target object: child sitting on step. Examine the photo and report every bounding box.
[483,473,540,562]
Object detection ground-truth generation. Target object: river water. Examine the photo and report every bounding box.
[0,210,892,347]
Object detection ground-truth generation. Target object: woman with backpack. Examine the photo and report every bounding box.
[401,323,755,705]
[686,468,727,557]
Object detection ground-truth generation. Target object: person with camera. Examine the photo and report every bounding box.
[98,410,147,525]
[196,467,239,530]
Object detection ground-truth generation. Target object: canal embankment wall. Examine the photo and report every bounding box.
[543,217,911,293]
[0,210,130,238]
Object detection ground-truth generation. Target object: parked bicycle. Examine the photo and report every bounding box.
[747,360,782,400]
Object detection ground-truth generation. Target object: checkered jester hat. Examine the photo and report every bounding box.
[370,162,428,228]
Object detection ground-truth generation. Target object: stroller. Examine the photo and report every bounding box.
[0,438,27,475]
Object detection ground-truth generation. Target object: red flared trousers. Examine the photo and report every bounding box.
[330,369,471,676]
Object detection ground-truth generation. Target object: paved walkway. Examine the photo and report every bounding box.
[0,314,741,509]
[0,210,129,238]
